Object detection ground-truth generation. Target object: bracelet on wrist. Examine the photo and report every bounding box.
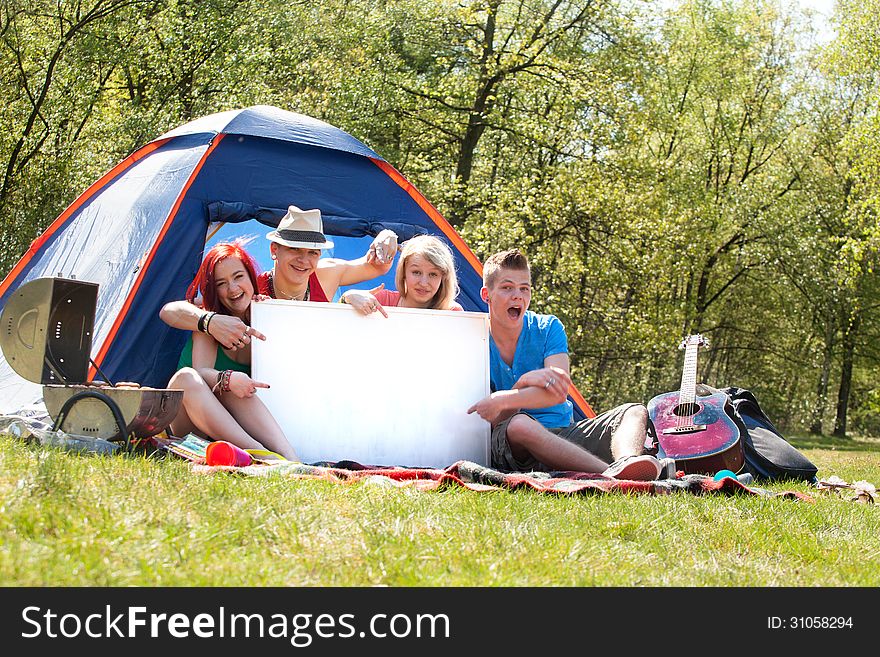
[197,312,208,333]
[204,311,216,335]
[220,369,233,393]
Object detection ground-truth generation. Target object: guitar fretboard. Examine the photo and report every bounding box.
[676,341,700,428]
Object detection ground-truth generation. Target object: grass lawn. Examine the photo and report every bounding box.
[1,432,878,587]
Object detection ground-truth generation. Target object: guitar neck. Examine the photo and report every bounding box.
[678,342,699,406]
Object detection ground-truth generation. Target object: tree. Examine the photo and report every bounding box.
[809,0,880,436]
[0,1,159,275]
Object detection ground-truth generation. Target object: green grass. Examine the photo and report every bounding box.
[1,433,878,586]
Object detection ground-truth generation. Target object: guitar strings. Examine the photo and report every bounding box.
[678,343,698,430]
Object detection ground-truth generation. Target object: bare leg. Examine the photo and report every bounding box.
[167,369,298,460]
[506,414,609,472]
[221,394,299,462]
[168,392,197,438]
[609,405,649,460]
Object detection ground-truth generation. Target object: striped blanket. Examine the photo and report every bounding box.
[194,459,813,500]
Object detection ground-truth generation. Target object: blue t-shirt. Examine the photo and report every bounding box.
[488,310,573,428]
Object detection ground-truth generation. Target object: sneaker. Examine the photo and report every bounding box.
[659,457,677,479]
[602,454,662,481]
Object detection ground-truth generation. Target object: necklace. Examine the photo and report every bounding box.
[269,272,310,301]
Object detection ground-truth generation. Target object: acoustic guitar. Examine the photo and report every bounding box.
[647,334,744,475]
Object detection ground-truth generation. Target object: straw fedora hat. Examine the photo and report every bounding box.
[266,205,334,249]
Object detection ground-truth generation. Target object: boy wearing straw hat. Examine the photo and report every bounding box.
[259,205,397,304]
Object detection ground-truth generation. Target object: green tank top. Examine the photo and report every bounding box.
[177,335,251,375]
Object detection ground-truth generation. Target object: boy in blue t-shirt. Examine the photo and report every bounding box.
[467,249,661,481]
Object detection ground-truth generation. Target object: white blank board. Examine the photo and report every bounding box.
[251,300,490,468]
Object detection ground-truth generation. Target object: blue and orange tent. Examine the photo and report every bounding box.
[0,105,593,419]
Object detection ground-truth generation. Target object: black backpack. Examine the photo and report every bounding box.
[718,386,819,483]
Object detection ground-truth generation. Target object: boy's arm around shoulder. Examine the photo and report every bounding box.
[159,300,255,351]
[159,300,202,331]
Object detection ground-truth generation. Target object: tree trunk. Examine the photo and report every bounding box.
[809,317,835,434]
[448,1,500,227]
[692,231,744,330]
[833,311,860,437]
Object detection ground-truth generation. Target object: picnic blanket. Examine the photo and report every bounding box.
[0,412,812,500]
[193,459,814,501]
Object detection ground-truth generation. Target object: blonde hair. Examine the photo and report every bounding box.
[396,235,460,310]
[482,248,530,289]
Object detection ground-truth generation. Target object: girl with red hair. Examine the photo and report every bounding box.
[165,241,298,460]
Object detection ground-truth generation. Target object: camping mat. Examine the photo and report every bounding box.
[193,459,814,501]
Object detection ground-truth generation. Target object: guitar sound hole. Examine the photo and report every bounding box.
[673,403,701,417]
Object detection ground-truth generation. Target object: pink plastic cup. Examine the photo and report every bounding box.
[205,440,252,467]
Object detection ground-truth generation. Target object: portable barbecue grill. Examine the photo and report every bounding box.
[1,277,183,450]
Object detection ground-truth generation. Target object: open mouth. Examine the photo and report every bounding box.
[507,306,522,320]
[229,291,245,302]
